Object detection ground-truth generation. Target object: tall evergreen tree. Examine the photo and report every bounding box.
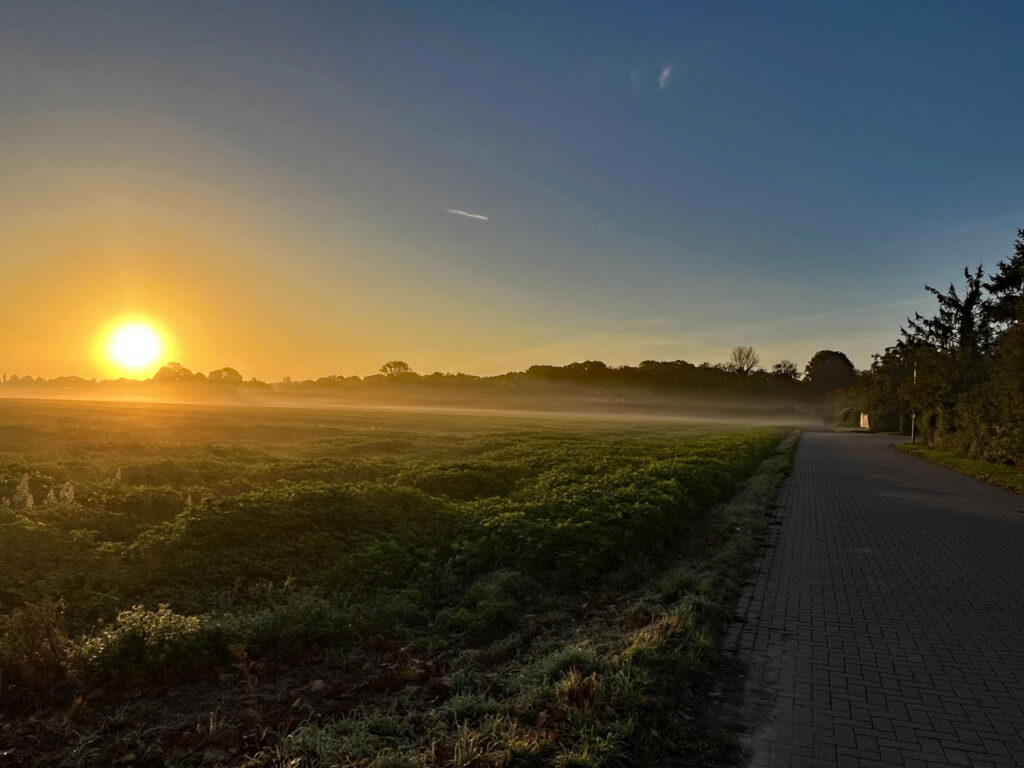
[985,228,1024,327]
[901,265,992,357]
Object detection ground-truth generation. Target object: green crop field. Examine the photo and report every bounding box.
[0,399,795,767]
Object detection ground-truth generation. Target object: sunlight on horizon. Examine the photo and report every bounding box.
[97,318,172,378]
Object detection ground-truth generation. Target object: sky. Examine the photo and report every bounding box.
[2,1,1023,380]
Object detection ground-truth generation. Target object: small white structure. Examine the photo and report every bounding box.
[859,412,870,430]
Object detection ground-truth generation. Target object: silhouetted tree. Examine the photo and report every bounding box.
[902,266,992,357]
[804,350,857,393]
[770,360,800,380]
[985,228,1024,327]
[856,229,1024,455]
[856,345,913,431]
[728,346,760,375]
[209,367,243,384]
[380,361,413,377]
[967,323,1024,459]
[152,362,200,383]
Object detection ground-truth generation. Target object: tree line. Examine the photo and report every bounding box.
[856,228,1024,463]
[2,349,858,410]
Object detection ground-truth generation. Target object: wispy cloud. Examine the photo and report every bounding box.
[629,63,675,92]
[657,64,673,90]
[445,208,489,221]
[955,219,1000,234]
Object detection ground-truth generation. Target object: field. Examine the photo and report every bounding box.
[0,399,794,767]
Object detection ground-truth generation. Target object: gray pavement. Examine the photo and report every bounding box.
[730,432,1024,768]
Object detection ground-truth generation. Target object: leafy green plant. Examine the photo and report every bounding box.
[0,599,70,685]
[78,604,224,681]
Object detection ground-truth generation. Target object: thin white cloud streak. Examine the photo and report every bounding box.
[955,218,1003,234]
[658,64,673,89]
[445,208,489,221]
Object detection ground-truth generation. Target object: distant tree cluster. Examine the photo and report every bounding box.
[0,364,264,392]
[857,228,1024,463]
[151,363,262,387]
[250,348,860,413]
[2,345,863,416]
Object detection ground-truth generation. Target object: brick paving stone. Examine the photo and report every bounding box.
[729,432,1024,767]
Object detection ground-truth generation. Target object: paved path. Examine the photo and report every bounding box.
[730,432,1024,768]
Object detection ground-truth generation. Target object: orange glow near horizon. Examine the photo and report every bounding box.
[98,318,172,379]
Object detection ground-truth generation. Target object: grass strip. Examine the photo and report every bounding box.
[896,442,1024,496]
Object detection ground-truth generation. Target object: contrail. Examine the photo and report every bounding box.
[445,208,489,221]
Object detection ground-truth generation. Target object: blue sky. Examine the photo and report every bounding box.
[2,1,1023,378]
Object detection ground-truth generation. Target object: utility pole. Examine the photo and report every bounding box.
[910,362,917,444]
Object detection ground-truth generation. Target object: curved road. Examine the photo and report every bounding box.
[731,432,1024,767]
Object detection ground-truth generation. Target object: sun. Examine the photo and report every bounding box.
[110,323,162,368]
[99,318,170,377]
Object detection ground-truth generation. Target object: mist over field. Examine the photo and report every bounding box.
[0,351,851,432]
[0,385,816,426]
